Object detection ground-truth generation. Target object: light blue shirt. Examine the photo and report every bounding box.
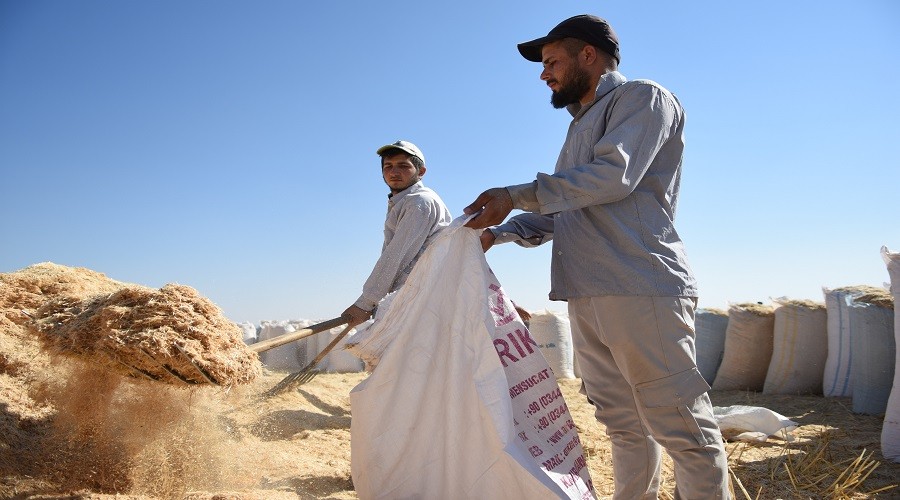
[492,71,698,300]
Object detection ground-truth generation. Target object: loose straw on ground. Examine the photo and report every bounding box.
[733,429,898,499]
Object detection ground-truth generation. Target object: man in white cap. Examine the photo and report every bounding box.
[342,140,452,328]
[463,14,730,499]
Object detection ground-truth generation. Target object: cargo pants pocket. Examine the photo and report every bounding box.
[634,367,717,450]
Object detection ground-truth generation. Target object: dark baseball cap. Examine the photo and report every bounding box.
[517,14,620,64]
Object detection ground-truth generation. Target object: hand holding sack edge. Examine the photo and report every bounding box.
[463,188,514,229]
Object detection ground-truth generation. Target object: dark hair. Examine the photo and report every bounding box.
[380,149,424,170]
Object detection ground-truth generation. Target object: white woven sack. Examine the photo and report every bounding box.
[711,304,774,391]
[528,310,575,379]
[881,246,900,461]
[713,405,798,443]
[849,299,895,415]
[347,216,595,499]
[695,309,728,385]
[822,288,856,397]
[763,300,828,395]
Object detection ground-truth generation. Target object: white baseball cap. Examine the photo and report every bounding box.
[376,140,425,163]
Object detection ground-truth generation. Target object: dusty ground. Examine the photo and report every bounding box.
[2,264,897,498]
[2,364,898,499]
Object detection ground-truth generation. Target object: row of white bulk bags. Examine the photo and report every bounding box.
[763,299,827,395]
[257,320,317,372]
[256,319,365,374]
[253,311,579,377]
[881,246,900,462]
[711,303,775,391]
[527,310,575,379]
[695,308,728,385]
[293,320,363,373]
[528,306,743,386]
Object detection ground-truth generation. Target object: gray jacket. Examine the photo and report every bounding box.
[492,71,697,300]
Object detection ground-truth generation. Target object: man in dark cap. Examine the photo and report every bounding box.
[464,14,730,499]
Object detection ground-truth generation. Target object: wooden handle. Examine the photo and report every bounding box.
[304,323,355,369]
[249,316,348,353]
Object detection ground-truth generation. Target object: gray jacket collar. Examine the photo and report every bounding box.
[566,71,627,118]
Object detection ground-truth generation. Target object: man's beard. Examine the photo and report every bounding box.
[550,65,592,109]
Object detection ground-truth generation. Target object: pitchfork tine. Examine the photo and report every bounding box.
[295,370,318,385]
[173,342,220,385]
[102,348,161,382]
[138,347,198,385]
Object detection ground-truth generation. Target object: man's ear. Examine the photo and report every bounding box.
[582,44,598,65]
[418,165,427,177]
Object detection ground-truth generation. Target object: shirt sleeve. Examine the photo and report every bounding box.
[354,197,441,310]
[509,83,681,216]
[490,212,554,248]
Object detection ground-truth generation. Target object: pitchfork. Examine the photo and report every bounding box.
[263,320,355,397]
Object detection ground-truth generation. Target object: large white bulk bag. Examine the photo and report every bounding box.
[849,289,895,415]
[695,308,729,385]
[881,246,900,461]
[257,321,302,371]
[527,310,575,379]
[822,287,864,397]
[711,303,775,391]
[238,321,258,345]
[763,299,827,395]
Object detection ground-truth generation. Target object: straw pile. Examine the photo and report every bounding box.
[0,263,268,498]
[829,285,894,309]
[853,288,894,310]
[775,298,826,310]
[4,262,260,386]
[733,301,776,316]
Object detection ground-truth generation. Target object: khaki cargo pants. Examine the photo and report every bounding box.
[568,296,730,499]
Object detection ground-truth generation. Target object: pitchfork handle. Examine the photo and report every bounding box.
[249,316,349,353]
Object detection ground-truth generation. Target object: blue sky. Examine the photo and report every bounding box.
[2,1,898,324]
